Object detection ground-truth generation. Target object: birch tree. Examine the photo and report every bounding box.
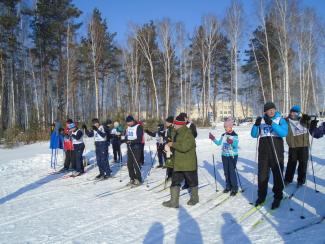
[158,18,175,118]
[133,22,159,118]
[224,0,243,118]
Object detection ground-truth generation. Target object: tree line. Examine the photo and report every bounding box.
[0,0,324,142]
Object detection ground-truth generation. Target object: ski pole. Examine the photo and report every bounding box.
[54,149,58,170]
[50,149,53,168]
[118,143,123,182]
[270,136,286,188]
[128,143,142,182]
[270,136,290,204]
[235,166,244,192]
[300,131,319,219]
[250,137,259,204]
[229,144,244,193]
[212,154,218,192]
[309,134,319,193]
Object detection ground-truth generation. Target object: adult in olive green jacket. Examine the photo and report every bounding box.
[162,114,199,208]
[284,105,311,187]
[170,125,197,171]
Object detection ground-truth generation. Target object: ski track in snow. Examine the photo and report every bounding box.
[0,126,325,243]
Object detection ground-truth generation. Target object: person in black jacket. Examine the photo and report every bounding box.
[123,115,144,186]
[68,122,85,177]
[83,118,111,179]
[145,124,166,168]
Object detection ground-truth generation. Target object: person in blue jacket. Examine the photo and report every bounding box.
[251,102,288,209]
[209,117,239,196]
[309,118,325,139]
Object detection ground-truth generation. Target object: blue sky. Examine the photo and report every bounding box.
[73,0,325,46]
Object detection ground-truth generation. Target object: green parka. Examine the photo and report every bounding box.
[170,125,197,172]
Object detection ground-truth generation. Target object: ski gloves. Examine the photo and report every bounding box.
[255,117,262,126]
[255,116,272,126]
[310,119,319,130]
[209,132,216,141]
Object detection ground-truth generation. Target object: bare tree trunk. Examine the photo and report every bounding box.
[10,58,15,127]
[0,53,4,130]
[251,39,266,103]
[90,26,99,118]
[259,0,274,101]
[29,51,40,122]
[66,23,70,117]
[134,27,159,118]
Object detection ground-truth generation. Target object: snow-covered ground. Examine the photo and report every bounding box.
[0,126,325,244]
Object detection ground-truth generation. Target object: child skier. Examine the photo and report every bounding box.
[209,117,239,196]
[83,118,111,179]
[62,120,75,171]
[111,121,124,163]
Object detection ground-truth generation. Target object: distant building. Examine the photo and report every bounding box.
[181,101,253,121]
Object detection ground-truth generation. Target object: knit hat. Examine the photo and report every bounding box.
[290,105,301,113]
[68,123,76,130]
[126,115,135,123]
[179,112,188,119]
[264,102,276,112]
[224,117,234,128]
[174,114,187,125]
[92,118,99,124]
[165,116,174,123]
[106,119,112,125]
[114,121,119,128]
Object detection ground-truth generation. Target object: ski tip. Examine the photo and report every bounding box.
[316,190,320,193]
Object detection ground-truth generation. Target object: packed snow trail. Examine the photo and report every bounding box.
[0,126,325,243]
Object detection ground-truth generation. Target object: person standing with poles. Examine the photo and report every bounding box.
[68,122,85,177]
[83,118,111,179]
[61,119,75,172]
[209,117,239,196]
[145,123,166,168]
[162,114,198,208]
[251,102,288,209]
[284,105,311,187]
[123,115,144,187]
[164,116,175,182]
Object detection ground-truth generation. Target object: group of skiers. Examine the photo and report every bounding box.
[50,101,325,210]
[53,118,125,180]
[249,102,322,209]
